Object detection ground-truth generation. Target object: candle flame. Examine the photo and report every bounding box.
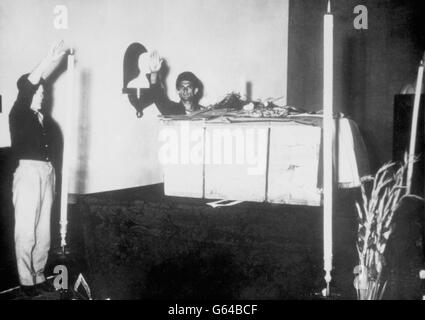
[70,48,74,55]
[327,0,331,13]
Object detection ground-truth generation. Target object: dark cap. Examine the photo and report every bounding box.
[176,71,200,89]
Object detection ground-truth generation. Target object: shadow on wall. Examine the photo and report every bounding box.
[75,69,92,194]
[341,34,380,171]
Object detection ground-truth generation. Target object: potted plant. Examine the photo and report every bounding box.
[353,155,423,300]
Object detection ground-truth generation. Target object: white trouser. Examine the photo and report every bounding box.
[12,160,55,286]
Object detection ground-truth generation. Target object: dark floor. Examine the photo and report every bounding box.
[74,185,424,300]
[1,159,424,299]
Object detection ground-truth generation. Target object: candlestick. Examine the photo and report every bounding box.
[323,0,334,297]
[60,49,75,250]
[406,52,425,194]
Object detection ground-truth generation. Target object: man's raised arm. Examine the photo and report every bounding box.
[27,40,66,85]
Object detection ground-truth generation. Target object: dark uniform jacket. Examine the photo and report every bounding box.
[9,74,61,169]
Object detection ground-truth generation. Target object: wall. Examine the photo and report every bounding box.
[288,0,425,171]
[160,0,289,105]
[0,0,289,193]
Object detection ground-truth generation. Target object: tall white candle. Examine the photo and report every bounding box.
[406,54,424,194]
[60,49,74,250]
[323,0,334,297]
[239,77,246,99]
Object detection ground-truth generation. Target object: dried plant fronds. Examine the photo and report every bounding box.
[353,154,423,300]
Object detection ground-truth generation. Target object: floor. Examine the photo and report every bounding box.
[1,181,424,300]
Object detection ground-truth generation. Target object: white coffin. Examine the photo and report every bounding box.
[204,123,269,202]
[159,120,323,205]
[267,123,322,206]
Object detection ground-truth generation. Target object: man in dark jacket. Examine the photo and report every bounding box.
[9,41,65,298]
[148,51,204,115]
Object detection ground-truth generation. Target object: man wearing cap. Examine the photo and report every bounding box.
[9,42,65,298]
[148,51,204,115]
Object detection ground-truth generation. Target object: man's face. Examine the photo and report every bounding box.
[31,86,44,111]
[177,80,198,102]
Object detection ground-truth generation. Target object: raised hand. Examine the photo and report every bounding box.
[45,40,66,63]
[149,50,163,73]
[28,41,67,84]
